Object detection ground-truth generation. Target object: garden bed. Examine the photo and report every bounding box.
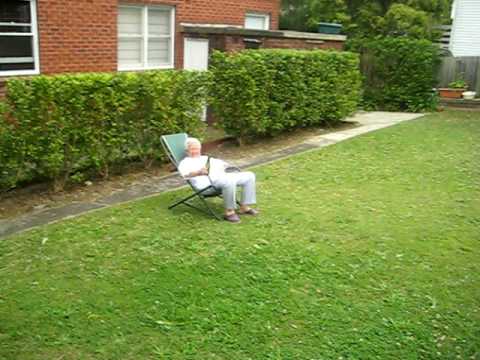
[0,121,356,220]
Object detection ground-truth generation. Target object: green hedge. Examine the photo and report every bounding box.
[209,49,362,140]
[360,37,440,112]
[0,71,210,191]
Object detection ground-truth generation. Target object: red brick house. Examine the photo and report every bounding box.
[0,0,346,78]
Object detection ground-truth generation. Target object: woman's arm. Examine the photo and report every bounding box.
[186,167,208,178]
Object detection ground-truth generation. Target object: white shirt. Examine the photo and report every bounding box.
[178,156,227,190]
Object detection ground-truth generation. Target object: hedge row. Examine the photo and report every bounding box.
[1,49,363,191]
[0,71,209,191]
[360,36,441,112]
[209,49,362,140]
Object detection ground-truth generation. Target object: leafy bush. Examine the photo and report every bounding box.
[0,71,210,191]
[0,101,21,190]
[209,49,362,141]
[383,4,432,39]
[360,36,440,112]
[448,79,467,89]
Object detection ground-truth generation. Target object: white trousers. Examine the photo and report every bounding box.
[211,172,256,210]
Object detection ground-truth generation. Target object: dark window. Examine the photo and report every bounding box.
[243,38,262,49]
[0,0,36,73]
[0,0,31,23]
[0,36,33,57]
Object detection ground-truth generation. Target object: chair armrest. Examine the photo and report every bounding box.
[225,166,241,173]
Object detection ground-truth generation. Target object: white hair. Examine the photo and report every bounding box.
[185,137,201,150]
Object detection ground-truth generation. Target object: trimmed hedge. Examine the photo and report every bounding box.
[0,71,210,191]
[360,37,440,112]
[209,49,362,140]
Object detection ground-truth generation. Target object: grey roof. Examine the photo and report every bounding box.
[180,24,347,41]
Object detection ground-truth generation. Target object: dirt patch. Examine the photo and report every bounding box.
[208,122,356,160]
[0,121,357,220]
[0,164,173,221]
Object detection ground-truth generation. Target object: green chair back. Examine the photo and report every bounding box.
[160,133,188,167]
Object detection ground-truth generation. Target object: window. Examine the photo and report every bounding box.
[0,0,39,76]
[243,38,262,49]
[245,13,270,30]
[118,5,175,71]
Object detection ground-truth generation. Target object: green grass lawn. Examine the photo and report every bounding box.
[1,111,479,360]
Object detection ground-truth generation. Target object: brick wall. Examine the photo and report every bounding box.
[33,0,280,74]
[264,38,344,51]
[37,0,117,74]
[184,33,345,54]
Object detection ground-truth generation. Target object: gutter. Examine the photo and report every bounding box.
[180,24,347,42]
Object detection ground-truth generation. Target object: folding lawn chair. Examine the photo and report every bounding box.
[160,133,239,220]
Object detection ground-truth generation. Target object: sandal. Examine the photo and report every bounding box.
[224,213,241,223]
[239,208,259,216]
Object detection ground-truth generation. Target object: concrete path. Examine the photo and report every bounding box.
[0,111,424,239]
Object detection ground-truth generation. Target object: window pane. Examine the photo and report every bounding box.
[0,35,33,58]
[245,15,267,30]
[0,25,31,33]
[118,7,142,35]
[148,38,169,65]
[0,61,34,71]
[148,9,170,36]
[0,0,31,23]
[118,38,142,66]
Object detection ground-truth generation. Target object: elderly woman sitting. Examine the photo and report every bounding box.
[178,137,258,223]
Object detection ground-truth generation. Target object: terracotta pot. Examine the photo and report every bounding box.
[438,88,467,99]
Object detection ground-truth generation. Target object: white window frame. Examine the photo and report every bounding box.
[118,4,175,71]
[244,12,270,31]
[0,0,40,76]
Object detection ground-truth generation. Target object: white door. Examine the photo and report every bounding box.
[184,38,209,121]
[184,38,209,71]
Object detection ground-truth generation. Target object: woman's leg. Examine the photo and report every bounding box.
[233,172,256,211]
[213,176,237,215]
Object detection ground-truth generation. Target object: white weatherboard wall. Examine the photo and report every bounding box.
[449,0,480,57]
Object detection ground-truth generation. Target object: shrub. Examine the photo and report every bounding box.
[383,4,432,39]
[0,101,21,190]
[448,79,467,89]
[209,49,362,141]
[360,36,440,112]
[0,70,210,191]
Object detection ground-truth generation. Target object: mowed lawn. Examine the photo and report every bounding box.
[1,111,479,360]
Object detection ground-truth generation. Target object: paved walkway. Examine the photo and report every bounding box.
[0,111,424,239]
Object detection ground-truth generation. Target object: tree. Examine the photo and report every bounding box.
[383,4,431,38]
[306,0,350,30]
[280,0,311,31]
[280,0,453,40]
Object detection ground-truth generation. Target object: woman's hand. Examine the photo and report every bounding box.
[189,167,208,177]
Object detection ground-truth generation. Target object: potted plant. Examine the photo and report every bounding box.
[438,79,468,99]
[462,91,476,100]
